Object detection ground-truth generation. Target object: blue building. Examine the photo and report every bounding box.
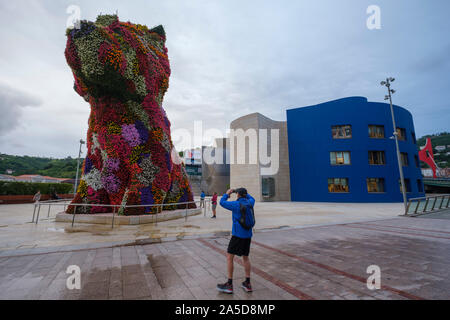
[287,97,425,202]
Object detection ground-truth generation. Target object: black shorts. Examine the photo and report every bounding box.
[227,236,252,257]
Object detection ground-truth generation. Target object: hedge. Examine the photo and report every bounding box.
[0,181,73,196]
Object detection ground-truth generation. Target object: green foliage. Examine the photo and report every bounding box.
[0,181,73,196]
[417,132,450,168]
[0,154,83,178]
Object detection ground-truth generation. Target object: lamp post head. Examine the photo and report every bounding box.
[80,139,86,145]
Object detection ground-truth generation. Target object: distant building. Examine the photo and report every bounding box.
[230,113,291,202]
[14,175,67,183]
[182,149,202,165]
[227,97,426,203]
[421,169,434,177]
[0,174,16,182]
[201,138,230,195]
[287,97,424,202]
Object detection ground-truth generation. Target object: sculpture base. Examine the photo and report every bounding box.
[55,208,202,225]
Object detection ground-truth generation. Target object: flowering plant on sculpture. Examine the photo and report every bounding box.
[65,14,195,215]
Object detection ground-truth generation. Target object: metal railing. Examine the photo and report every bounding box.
[405,194,450,216]
[31,197,212,228]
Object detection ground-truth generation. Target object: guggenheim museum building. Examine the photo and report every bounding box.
[226,96,425,203]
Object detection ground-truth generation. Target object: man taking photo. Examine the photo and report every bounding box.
[217,188,255,294]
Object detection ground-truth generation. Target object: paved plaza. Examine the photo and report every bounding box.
[0,212,449,300]
[0,201,403,252]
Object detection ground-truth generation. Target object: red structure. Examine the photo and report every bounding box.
[419,138,438,178]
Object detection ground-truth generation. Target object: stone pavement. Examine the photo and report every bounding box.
[0,214,449,300]
[0,201,403,252]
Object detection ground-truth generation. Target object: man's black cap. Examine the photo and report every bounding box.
[235,188,248,197]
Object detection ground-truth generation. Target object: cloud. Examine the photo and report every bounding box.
[0,0,449,157]
[0,82,42,135]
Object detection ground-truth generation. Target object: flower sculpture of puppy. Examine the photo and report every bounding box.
[65,14,195,215]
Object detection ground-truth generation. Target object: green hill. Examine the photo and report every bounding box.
[417,132,450,168]
[0,154,83,178]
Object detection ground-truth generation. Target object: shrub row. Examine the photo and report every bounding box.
[0,181,73,196]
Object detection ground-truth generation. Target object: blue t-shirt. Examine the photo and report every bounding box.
[200,192,205,199]
[220,193,255,239]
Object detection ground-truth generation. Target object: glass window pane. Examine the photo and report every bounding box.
[343,152,350,164]
[329,178,349,193]
[367,178,385,193]
[332,125,352,139]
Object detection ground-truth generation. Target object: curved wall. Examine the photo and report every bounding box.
[287,97,425,202]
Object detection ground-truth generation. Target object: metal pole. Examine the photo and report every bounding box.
[72,206,77,227]
[431,197,437,211]
[185,202,188,222]
[47,204,51,218]
[73,139,85,195]
[414,200,421,214]
[112,206,116,229]
[35,203,41,225]
[423,198,430,212]
[32,203,37,223]
[384,79,408,214]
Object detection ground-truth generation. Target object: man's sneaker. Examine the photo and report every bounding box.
[241,281,253,293]
[217,282,233,294]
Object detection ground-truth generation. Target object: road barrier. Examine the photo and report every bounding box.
[405,194,450,216]
[31,198,212,228]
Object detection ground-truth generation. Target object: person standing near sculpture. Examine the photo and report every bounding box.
[217,188,255,294]
[200,191,206,208]
[211,192,218,218]
[33,190,41,203]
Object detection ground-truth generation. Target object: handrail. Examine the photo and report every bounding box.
[405,194,450,216]
[31,197,211,228]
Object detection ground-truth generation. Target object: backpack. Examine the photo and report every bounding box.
[239,202,256,230]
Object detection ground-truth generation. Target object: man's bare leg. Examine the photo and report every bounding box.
[242,256,251,278]
[227,253,235,279]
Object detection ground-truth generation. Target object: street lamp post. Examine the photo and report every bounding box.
[381,77,408,213]
[73,139,86,195]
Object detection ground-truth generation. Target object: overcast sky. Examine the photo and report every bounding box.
[0,0,449,158]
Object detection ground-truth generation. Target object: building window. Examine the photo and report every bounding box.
[330,151,351,165]
[412,132,417,144]
[328,178,349,193]
[332,125,352,139]
[368,125,385,138]
[414,155,419,168]
[401,152,409,166]
[262,177,275,198]
[396,128,407,141]
[417,179,424,193]
[399,179,411,193]
[367,178,385,193]
[369,151,386,165]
